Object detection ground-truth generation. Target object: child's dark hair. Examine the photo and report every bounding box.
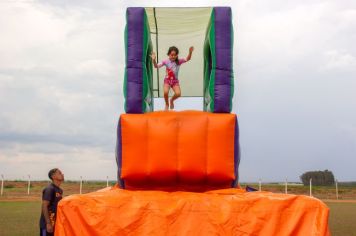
[167,46,180,65]
[48,168,58,180]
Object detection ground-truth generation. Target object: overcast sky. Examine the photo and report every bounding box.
[0,0,355,182]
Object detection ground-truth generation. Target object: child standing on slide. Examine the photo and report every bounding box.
[151,46,194,110]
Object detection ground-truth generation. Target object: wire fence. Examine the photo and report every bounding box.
[1,175,356,200]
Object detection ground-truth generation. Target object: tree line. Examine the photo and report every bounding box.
[300,170,335,186]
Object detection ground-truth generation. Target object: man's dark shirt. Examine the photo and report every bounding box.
[39,183,63,229]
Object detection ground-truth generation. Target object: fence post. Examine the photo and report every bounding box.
[285,178,288,194]
[259,178,262,191]
[1,174,4,196]
[335,179,339,200]
[80,176,83,194]
[27,175,31,195]
[309,178,312,197]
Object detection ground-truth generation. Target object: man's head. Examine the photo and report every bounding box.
[48,168,64,182]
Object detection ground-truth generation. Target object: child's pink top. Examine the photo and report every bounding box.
[157,58,187,80]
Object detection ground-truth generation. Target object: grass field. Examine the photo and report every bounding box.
[1,181,356,235]
[327,202,356,236]
[0,201,40,236]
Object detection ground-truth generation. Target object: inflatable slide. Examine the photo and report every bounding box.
[55,7,330,236]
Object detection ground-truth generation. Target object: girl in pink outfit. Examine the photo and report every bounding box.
[151,46,194,110]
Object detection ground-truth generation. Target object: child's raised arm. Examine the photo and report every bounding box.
[186,46,194,61]
[150,52,158,68]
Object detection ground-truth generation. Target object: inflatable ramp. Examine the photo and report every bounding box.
[56,187,329,235]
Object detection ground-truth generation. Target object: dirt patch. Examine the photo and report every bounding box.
[322,199,356,203]
[1,181,356,202]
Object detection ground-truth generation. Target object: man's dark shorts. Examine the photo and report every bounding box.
[40,228,53,236]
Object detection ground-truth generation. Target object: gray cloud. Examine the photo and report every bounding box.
[0,0,355,182]
[234,0,356,181]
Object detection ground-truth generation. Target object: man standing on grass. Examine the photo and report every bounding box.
[39,168,64,236]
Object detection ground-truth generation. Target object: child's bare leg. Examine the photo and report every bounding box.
[163,84,170,111]
[170,85,181,110]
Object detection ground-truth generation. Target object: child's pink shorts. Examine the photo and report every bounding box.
[164,78,179,87]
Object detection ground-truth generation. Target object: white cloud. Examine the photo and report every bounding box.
[0,1,122,180]
[236,1,356,80]
[0,0,356,181]
[321,50,356,70]
[75,59,116,76]
[0,143,116,180]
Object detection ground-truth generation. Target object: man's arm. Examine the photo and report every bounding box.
[42,200,54,232]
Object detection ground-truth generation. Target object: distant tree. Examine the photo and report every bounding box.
[300,170,335,186]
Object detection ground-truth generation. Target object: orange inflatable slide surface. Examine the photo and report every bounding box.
[55,187,330,236]
[118,111,239,191]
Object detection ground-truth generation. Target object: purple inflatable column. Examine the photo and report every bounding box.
[124,7,153,113]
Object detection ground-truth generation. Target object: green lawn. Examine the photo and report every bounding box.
[326,202,356,236]
[0,201,356,235]
[0,201,40,236]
